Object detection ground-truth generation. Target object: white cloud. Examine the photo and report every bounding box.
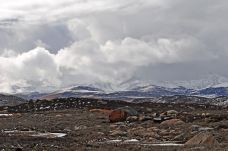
[0,0,228,92]
[0,47,61,92]
[0,36,216,93]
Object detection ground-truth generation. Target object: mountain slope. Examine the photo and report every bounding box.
[16,74,228,100]
[40,85,105,100]
[0,94,27,106]
[32,84,228,101]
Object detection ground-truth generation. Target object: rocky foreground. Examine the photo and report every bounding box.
[0,98,227,150]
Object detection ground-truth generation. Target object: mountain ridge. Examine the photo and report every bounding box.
[2,74,228,101]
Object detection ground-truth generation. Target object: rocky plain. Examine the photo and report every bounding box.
[0,97,227,151]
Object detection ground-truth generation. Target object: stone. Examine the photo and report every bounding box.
[139,115,152,122]
[160,119,185,126]
[89,109,113,114]
[110,130,127,137]
[109,106,138,123]
[166,110,178,117]
[159,129,170,136]
[97,132,105,135]
[191,125,214,131]
[147,127,160,133]
[109,110,126,123]
[74,125,87,130]
[145,108,153,112]
[152,113,159,117]
[128,127,157,138]
[153,117,163,123]
[191,125,201,131]
[126,116,138,123]
[173,133,185,141]
[118,106,138,116]
[185,132,219,145]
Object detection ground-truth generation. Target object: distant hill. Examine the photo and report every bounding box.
[3,74,228,102]
[33,84,228,100]
[0,94,27,106]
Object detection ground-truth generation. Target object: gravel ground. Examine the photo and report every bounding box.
[0,100,227,151]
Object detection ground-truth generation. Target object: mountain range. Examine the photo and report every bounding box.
[12,74,228,100]
[0,74,227,107]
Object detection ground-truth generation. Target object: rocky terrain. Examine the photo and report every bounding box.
[0,97,227,150]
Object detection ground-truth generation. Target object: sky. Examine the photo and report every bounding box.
[0,0,228,93]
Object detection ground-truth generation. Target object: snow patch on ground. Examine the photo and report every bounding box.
[4,130,66,138]
[0,114,13,117]
[142,143,184,146]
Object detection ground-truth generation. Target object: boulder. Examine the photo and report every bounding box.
[109,106,138,123]
[109,110,126,123]
[166,110,178,117]
[160,119,185,126]
[117,106,138,116]
[185,132,219,145]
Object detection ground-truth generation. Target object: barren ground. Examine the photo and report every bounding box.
[0,99,228,151]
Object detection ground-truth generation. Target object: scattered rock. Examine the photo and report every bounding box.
[166,110,178,117]
[138,115,152,122]
[160,119,185,126]
[128,127,158,138]
[109,110,126,123]
[172,133,185,141]
[159,129,170,136]
[126,116,138,123]
[153,117,163,123]
[74,125,87,130]
[191,125,201,131]
[152,113,159,117]
[191,125,214,131]
[97,132,105,135]
[63,127,71,132]
[89,109,112,114]
[110,130,127,137]
[185,132,219,145]
[145,108,153,112]
[154,115,172,123]
[109,106,138,123]
[216,124,228,130]
[199,127,214,131]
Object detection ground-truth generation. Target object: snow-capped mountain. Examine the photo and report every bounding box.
[32,85,227,101]
[121,74,228,90]
[39,85,105,100]
[162,74,228,89]
[16,74,228,100]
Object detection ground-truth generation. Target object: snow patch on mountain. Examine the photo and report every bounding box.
[212,82,228,88]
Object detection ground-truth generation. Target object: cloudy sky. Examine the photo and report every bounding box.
[0,0,228,93]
